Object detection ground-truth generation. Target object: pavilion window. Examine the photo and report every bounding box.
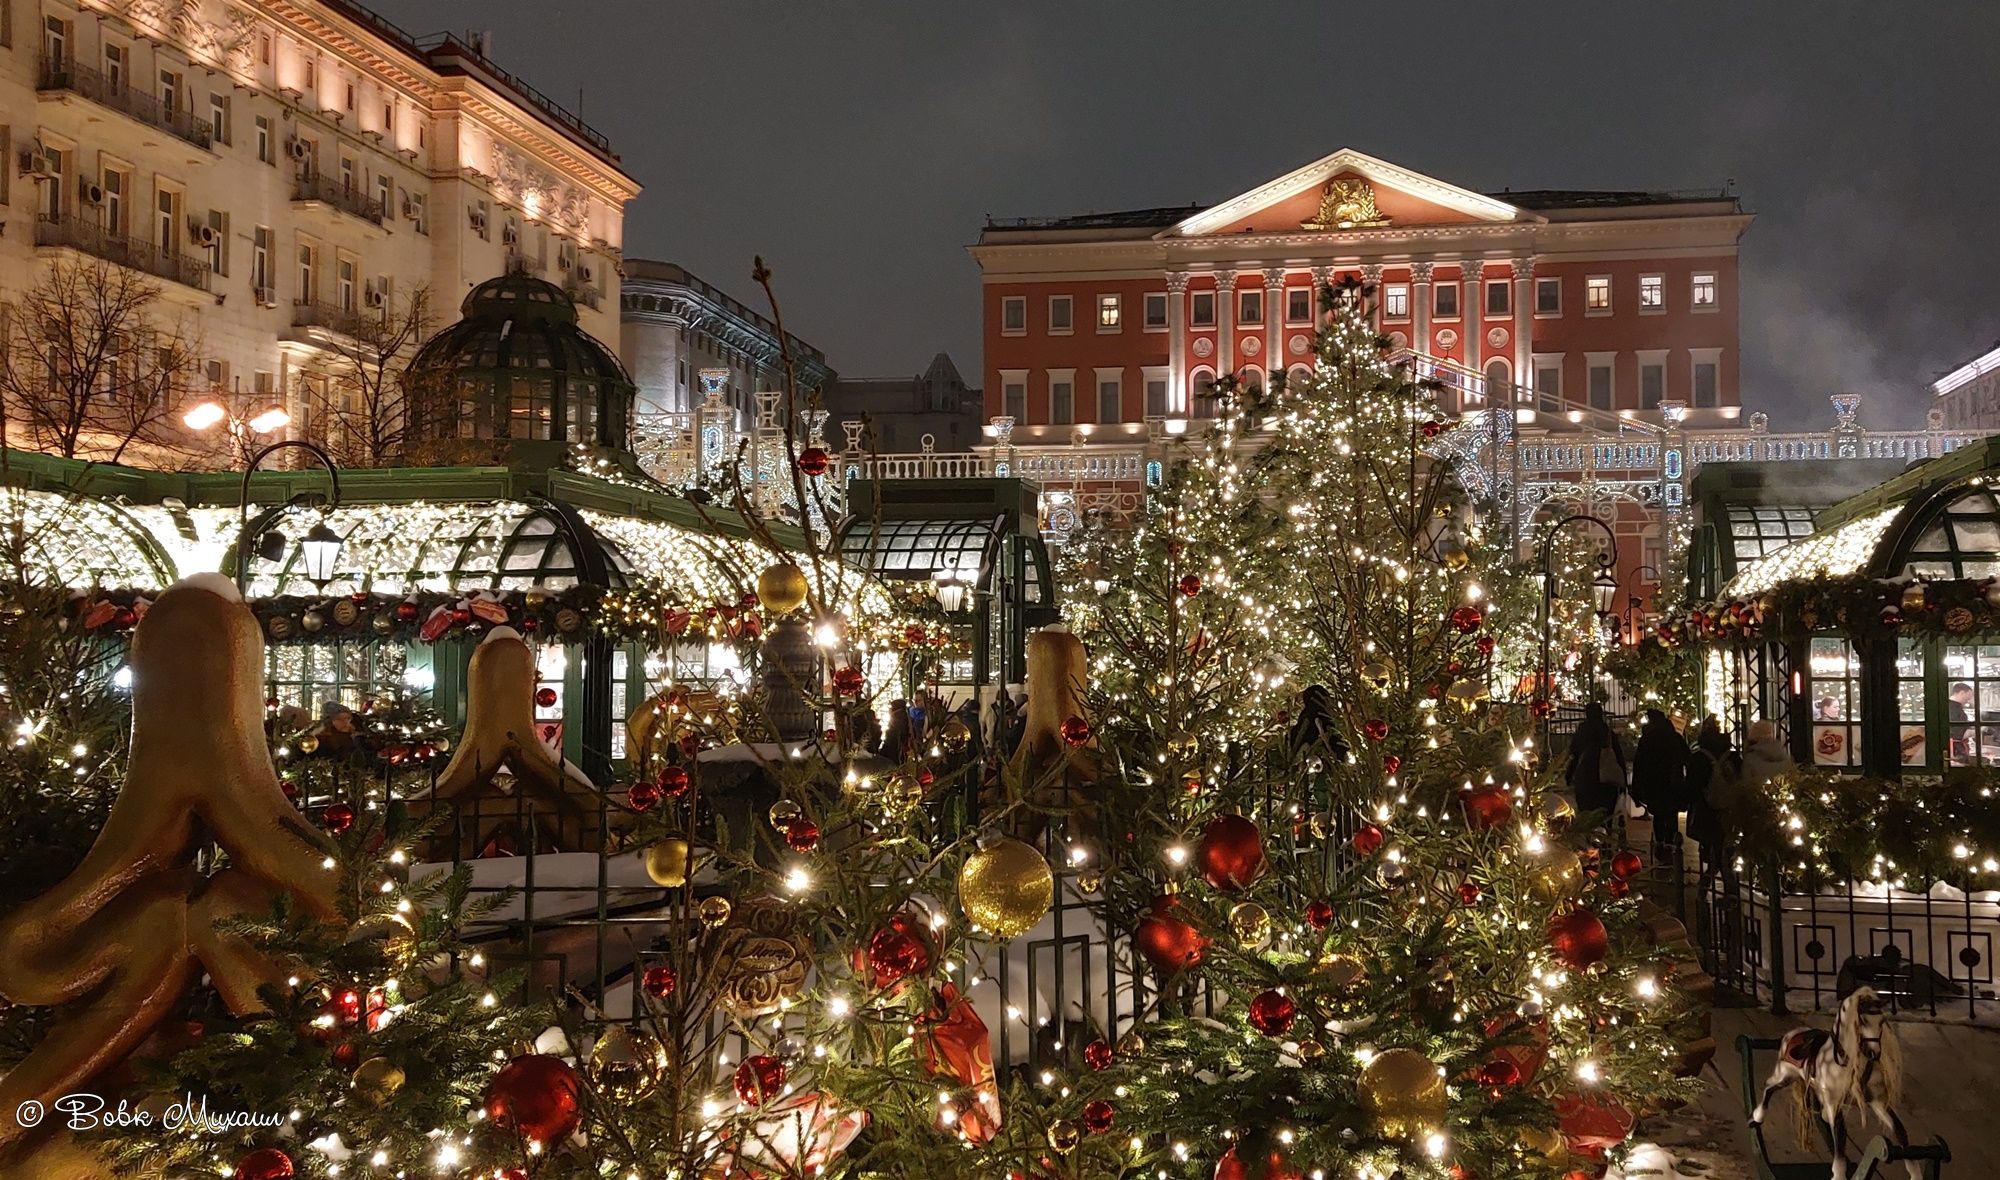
[514,377,554,439]
[569,379,599,442]
[1807,635,1861,768]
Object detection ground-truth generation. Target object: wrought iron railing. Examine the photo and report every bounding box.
[292,170,386,225]
[291,300,374,338]
[34,216,210,291]
[37,56,213,149]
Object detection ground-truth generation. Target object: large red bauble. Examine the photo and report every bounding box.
[1214,1146,1302,1180]
[1361,718,1390,741]
[642,964,679,998]
[1060,715,1092,746]
[1476,1058,1522,1088]
[1246,988,1296,1036]
[1081,1098,1116,1133]
[1304,899,1335,929]
[320,802,356,835]
[1609,849,1644,881]
[1196,813,1265,891]
[1449,605,1484,634]
[831,666,866,695]
[733,1054,787,1104]
[535,686,559,708]
[1382,754,1402,776]
[1547,908,1610,971]
[234,1148,295,1180]
[795,447,832,477]
[864,912,934,987]
[1607,878,1631,898]
[1135,894,1208,973]
[1082,1039,1114,1070]
[1458,880,1483,906]
[1351,823,1385,857]
[1461,786,1514,831]
[785,818,821,852]
[659,765,692,797]
[627,780,663,812]
[1177,573,1202,597]
[485,1054,582,1146]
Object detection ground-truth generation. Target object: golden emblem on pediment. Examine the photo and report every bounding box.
[1303,178,1390,230]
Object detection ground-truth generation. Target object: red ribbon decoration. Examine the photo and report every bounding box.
[917,983,1001,1143]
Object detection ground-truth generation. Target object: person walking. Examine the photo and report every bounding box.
[1630,708,1687,862]
[1685,715,1740,868]
[883,699,914,762]
[1565,702,1626,817]
[1738,719,1793,795]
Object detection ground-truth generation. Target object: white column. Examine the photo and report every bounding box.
[1166,270,1190,413]
[1511,256,1535,407]
[1263,266,1285,386]
[1411,261,1434,358]
[1462,264,1483,380]
[1358,263,1382,331]
[1214,272,1234,385]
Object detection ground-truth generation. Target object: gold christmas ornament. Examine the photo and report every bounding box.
[1296,1039,1326,1062]
[1318,953,1367,993]
[351,1056,405,1105]
[936,716,972,755]
[1539,793,1576,832]
[958,837,1054,940]
[1077,871,1103,896]
[1530,849,1584,901]
[645,838,692,888]
[1520,1124,1565,1157]
[1359,661,1392,691]
[768,799,803,829]
[587,1025,669,1103]
[709,900,810,1017]
[296,734,320,754]
[698,895,734,928]
[1115,1031,1147,1056]
[755,563,811,615]
[1046,1119,1082,1153]
[1228,902,1272,949]
[1359,1047,1447,1139]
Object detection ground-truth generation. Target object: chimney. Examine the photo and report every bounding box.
[468,30,493,58]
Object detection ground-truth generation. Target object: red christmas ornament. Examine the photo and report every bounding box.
[1177,573,1203,597]
[1246,988,1296,1036]
[1461,786,1514,831]
[1214,1146,1302,1180]
[1477,1058,1522,1088]
[1609,849,1645,881]
[785,818,821,852]
[1530,697,1553,719]
[795,447,832,477]
[904,622,927,644]
[659,765,692,797]
[1351,823,1385,857]
[1547,908,1610,971]
[1458,880,1483,906]
[642,964,678,999]
[832,666,866,695]
[1475,634,1497,656]
[628,780,663,812]
[1196,813,1266,891]
[485,1054,583,1146]
[1555,1091,1636,1160]
[1361,718,1390,741]
[1082,1039,1114,1070]
[865,912,935,987]
[916,767,936,787]
[1607,878,1631,898]
[394,600,420,622]
[664,607,693,635]
[1382,754,1402,775]
[1135,894,1208,973]
[737,614,763,640]
[234,1148,295,1180]
[733,1054,787,1105]
[329,1037,359,1064]
[1420,418,1448,439]
[319,802,356,835]
[1081,1098,1116,1133]
[1060,715,1091,746]
[1304,899,1336,929]
[1450,605,1484,634]
[330,987,363,1025]
[534,686,558,709]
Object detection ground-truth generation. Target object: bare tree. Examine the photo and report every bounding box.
[0,257,204,465]
[298,285,438,468]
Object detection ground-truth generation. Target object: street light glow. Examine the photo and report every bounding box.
[248,407,292,435]
[182,401,227,431]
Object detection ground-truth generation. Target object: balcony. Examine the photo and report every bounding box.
[292,171,386,227]
[37,57,213,150]
[35,216,210,291]
[291,300,374,340]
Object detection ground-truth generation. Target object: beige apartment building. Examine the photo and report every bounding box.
[0,0,638,462]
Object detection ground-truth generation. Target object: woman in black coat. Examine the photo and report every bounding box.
[1629,709,1687,860]
[1564,702,1626,817]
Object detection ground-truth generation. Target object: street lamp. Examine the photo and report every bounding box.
[184,395,291,462]
[930,567,977,615]
[236,439,343,595]
[1534,513,1621,746]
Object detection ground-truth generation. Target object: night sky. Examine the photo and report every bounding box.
[392,1,2000,428]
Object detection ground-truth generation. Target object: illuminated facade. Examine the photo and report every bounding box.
[0,0,638,461]
[1933,340,2000,432]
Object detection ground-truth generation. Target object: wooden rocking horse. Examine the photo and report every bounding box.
[1749,986,1917,1180]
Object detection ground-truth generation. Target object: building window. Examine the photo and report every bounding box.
[1693,358,1720,407]
[407,192,426,235]
[159,69,183,118]
[1640,359,1665,408]
[1142,292,1168,331]
[1485,280,1510,317]
[1286,287,1312,324]
[1587,358,1613,410]
[383,101,394,132]
[1639,273,1665,311]
[154,186,179,254]
[302,55,316,95]
[1050,376,1074,424]
[1002,376,1026,421]
[297,240,318,303]
[1144,376,1168,418]
[375,173,392,218]
[1585,275,1611,314]
[1383,285,1409,320]
[1097,294,1121,331]
[41,13,66,62]
[1190,291,1216,328]
[1096,374,1121,423]
[1048,295,1072,335]
[338,154,356,194]
[1535,277,1561,316]
[1001,295,1026,335]
[344,80,356,112]
[1692,272,1718,309]
[336,257,355,311]
[255,115,273,164]
[1809,636,1863,768]
[104,42,125,89]
[205,209,227,275]
[99,166,127,234]
[251,226,271,297]
[1533,357,1562,411]
[209,93,229,144]
[1433,283,1458,319]
[1237,289,1263,326]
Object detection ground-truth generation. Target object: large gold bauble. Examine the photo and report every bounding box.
[1296,1039,1326,1063]
[756,563,811,615]
[1440,541,1471,571]
[1228,901,1272,949]
[296,734,320,754]
[1359,661,1392,691]
[1047,1119,1082,1153]
[698,895,734,928]
[351,1056,405,1105]
[1519,1124,1565,1157]
[1530,849,1584,901]
[936,716,972,755]
[958,838,1054,940]
[645,838,692,888]
[1539,794,1576,831]
[587,1024,669,1103]
[1318,953,1367,993]
[1116,1031,1147,1056]
[1359,1047,1447,1139]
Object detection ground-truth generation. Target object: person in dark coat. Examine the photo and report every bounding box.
[883,699,914,762]
[1288,684,1349,762]
[1629,708,1687,862]
[1685,715,1738,868]
[1564,702,1626,817]
[1002,694,1028,760]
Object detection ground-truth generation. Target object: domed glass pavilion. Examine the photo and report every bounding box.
[405,273,636,459]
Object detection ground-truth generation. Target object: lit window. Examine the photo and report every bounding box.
[1692,272,1718,308]
[1190,291,1216,328]
[1285,287,1312,324]
[1383,285,1409,319]
[1142,292,1168,329]
[1585,276,1611,312]
[1001,295,1026,335]
[1535,277,1560,315]
[1048,295,1072,334]
[1097,294,1121,330]
[1639,274,1665,310]
[1485,280,1510,317]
